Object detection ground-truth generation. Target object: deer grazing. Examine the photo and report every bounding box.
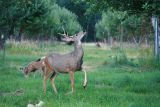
[22,31,87,95]
[20,57,46,78]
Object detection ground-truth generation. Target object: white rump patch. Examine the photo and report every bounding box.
[41,56,45,60]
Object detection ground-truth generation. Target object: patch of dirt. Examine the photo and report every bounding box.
[0,88,24,96]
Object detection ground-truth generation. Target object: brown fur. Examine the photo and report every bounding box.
[23,59,45,75]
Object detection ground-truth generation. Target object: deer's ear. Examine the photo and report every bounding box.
[77,31,86,40]
[61,37,74,42]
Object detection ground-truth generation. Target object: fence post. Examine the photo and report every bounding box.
[152,16,160,59]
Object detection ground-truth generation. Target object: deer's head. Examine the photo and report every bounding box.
[20,64,36,78]
[59,29,86,48]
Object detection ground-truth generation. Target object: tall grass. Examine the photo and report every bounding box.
[5,40,72,56]
[106,44,160,70]
[111,47,129,64]
[138,47,160,70]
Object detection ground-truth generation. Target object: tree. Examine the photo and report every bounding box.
[24,3,82,39]
[56,0,101,41]
[85,0,160,15]
[86,0,160,56]
[0,0,82,40]
[96,10,153,45]
[0,0,53,39]
[95,11,126,42]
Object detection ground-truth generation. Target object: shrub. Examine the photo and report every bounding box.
[111,46,134,66]
[138,48,160,70]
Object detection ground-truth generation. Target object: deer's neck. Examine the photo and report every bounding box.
[73,44,83,60]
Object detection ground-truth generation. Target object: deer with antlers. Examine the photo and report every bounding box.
[42,30,87,94]
[22,30,87,95]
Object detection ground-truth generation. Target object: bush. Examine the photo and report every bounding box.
[138,48,160,70]
[111,47,134,66]
[95,11,126,40]
[47,4,82,36]
[9,1,82,39]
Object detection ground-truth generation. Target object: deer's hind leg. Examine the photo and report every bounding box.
[43,67,51,95]
[68,71,74,95]
[50,72,58,94]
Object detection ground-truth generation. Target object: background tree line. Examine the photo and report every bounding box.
[0,0,160,48]
[0,0,82,41]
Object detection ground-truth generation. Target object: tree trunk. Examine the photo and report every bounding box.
[145,35,149,47]
[16,27,23,41]
[0,34,5,50]
[133,36,138,45]
[8,25,14,39]
[0,38,3,49]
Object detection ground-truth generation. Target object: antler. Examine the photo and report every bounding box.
[76,31,87,40]
[58,27,68,37]
[58,27,74,42]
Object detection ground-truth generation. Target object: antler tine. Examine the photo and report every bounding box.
[58,33,65,36]
[58,27,76,40]
[62,26,66,35]
[62,26,71,38]
[58,26,69,38]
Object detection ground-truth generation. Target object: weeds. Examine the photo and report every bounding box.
[138,47,160,70]
[109,46,136,67]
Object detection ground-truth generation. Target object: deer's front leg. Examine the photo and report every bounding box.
[82,68,87,89]
[50,72,58,94]
[69,71,74,94]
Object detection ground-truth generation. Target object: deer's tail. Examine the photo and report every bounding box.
[36,56,46,62]
[83,69,87,89]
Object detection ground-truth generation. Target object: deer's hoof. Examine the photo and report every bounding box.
[83,86,86,89]
[83,84,87,89]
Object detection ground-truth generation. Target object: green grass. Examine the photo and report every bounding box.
[0,41,160,107]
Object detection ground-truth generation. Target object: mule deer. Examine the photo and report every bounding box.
[21,57,45,78]
[42,31,87,94]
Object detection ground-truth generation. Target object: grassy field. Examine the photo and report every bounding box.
[0,41,160,107]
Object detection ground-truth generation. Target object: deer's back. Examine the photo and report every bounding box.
[46,53,83,72]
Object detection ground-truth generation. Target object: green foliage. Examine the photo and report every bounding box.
[122,15,141,36]
[85,0,160,16]
[138,48,160,70]
[26,2,82,37]
[49,4,82,35]
[109,46,136,67]
[0,0,82,39]
[95,11,126,40]
[95,11,152,41]
[24,3,82,38]
[112,48,128,65]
